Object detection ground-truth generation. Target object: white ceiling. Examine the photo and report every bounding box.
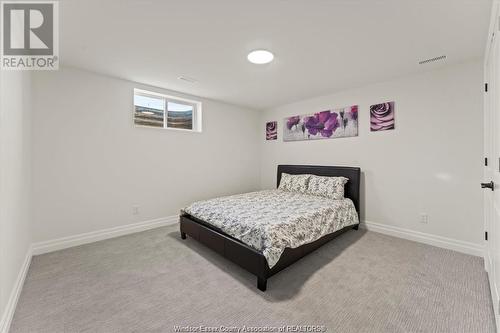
[59,0,492,109]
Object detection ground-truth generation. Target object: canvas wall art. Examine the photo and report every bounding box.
[370,101,395,131]
[283,105,358,142]
[266,121,277,140]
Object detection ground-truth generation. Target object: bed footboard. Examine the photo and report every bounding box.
[180,214,269,291]
[180,213,357,291]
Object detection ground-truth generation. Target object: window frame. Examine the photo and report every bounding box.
[134,88,202,133]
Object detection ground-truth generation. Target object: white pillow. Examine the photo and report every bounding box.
[307,175,348,199]
[278,173,311,193]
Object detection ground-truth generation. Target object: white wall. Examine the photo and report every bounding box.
[32,67,261,242]
[0,69,32,330]
[260,60,484,245]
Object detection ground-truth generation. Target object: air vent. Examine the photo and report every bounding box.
[418,55,446,65]
[178,76,198,83]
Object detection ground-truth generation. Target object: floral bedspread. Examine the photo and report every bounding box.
[182,190,359,268]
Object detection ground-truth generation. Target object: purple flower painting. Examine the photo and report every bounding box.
[283,105,358,142]
[266,121,277,140]
[370,101,395,131]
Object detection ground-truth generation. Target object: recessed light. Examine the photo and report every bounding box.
[247,50,274,64]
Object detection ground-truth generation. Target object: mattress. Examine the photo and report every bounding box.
[182,189,359,268]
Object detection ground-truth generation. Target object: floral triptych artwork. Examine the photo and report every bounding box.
[283,105,358,142]
[269,102,394,142]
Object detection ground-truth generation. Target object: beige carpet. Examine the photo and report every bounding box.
[10,224,495,333]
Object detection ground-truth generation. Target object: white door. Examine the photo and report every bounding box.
[484,7,500,324]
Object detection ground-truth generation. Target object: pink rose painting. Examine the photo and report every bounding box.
[283,105,358,142]
[370,101,395,131]
[266,121,277,140]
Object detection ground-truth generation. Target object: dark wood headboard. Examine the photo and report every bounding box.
[277,165,361,215]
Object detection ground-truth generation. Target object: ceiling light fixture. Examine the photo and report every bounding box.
[247,50,274,64]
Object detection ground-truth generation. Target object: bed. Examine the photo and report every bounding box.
[179,165,361,291]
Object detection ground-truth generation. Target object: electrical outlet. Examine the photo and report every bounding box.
[132,205,140,215]
[419,213,429,224]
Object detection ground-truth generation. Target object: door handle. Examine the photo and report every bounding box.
[481,181,495,191]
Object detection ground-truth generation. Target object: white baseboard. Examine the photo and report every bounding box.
[361,220,484,257]
[0,246,32,333]
[32,215,179,255]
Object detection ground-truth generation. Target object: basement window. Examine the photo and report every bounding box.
[134,89,202,132]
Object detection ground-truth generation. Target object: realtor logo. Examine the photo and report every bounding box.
[1,1,58,70]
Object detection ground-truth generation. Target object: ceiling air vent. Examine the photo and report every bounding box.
[418,55,446,65]
[178,76,198,83]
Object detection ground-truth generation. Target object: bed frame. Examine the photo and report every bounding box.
[179,165,361,291]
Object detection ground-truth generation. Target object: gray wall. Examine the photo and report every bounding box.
[0,70,32,329]
[260,60,484,246]
[31,67,261,242]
